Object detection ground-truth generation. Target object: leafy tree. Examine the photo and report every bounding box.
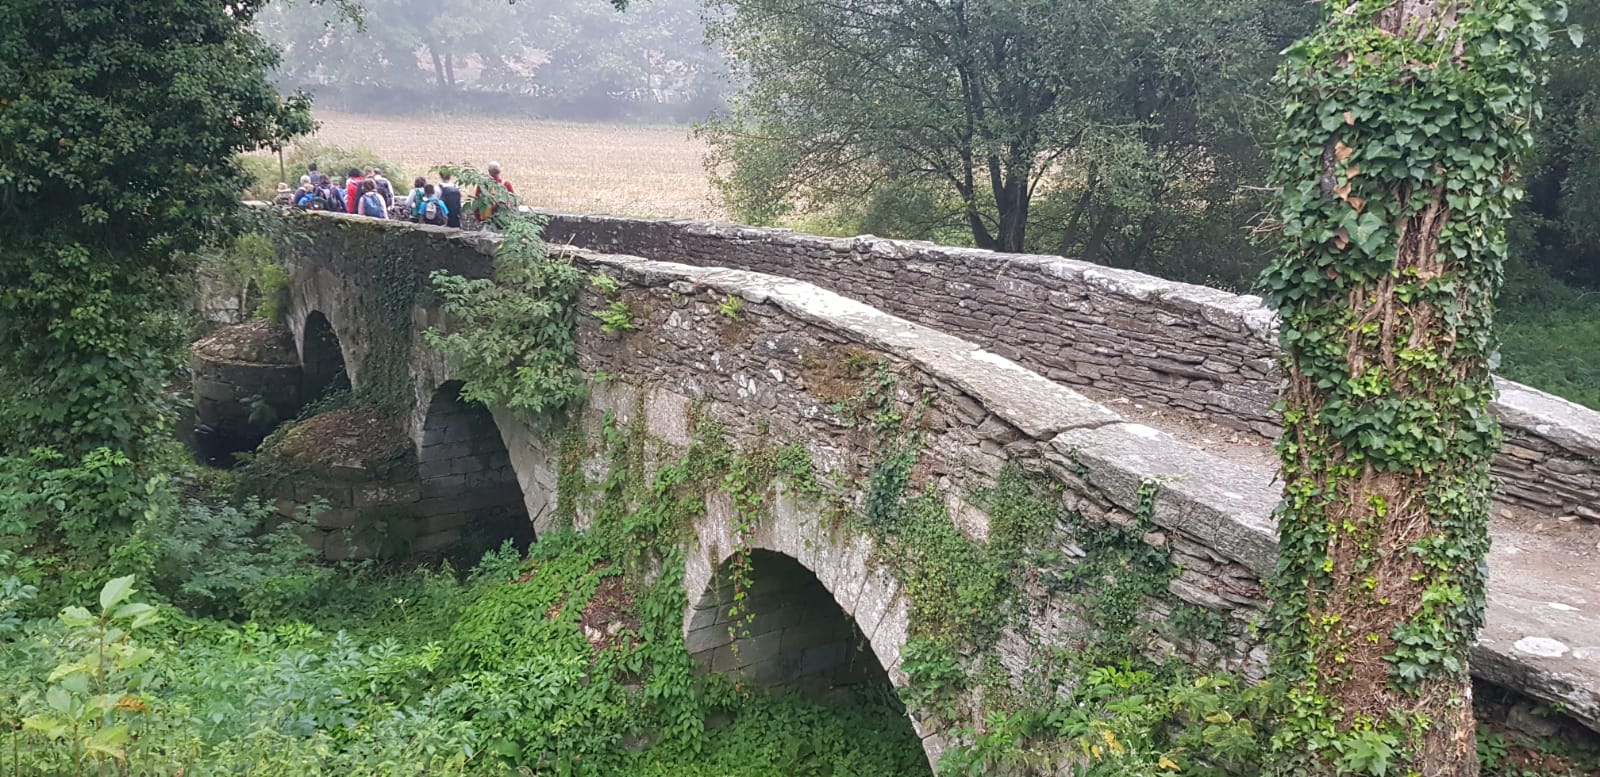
[1517,0,1600,287]
[0,0,310,538]
[701,0,1299,254]
[1260,0,1563,772]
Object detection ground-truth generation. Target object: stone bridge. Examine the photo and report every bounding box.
[200,208,1600,765]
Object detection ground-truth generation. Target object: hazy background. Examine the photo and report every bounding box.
[255,0,728,123]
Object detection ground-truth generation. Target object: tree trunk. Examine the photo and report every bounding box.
[429,45,447,90]
[1263,1,1550,774]
[444,50,456,87]
[1059,162,1099,256]
[1081,207,1115,265]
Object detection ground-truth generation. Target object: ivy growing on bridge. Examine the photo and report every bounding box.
[424,169,587,422]
[1260,0,1567,772]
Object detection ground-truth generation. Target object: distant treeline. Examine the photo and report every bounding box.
[296,83,726,123]
[257,0,728,124]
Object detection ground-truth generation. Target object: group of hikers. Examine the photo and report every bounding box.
[274,162,517,229]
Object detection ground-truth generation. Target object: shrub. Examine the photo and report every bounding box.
[1497,261,1600,410]
[241,141,408,200]
[128,497,332,620]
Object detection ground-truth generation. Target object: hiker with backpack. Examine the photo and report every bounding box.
[411,184,450,226]
[403,176,428,219]
[471,161,517,224]
[357,179,388,219]
[438,172,463,228]
[343,168,366,215]
[371,168,395,208]
[307,173,344,212]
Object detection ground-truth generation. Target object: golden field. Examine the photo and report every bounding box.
[299,110,725,220]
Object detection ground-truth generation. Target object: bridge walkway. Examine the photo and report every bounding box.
[1111,395,1600,729]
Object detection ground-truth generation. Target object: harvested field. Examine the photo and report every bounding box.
[301,110,724,220]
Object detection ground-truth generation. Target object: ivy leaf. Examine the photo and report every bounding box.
[1353,212,1386,252]
[1570,24,1585,48]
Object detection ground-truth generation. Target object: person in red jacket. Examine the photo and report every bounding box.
[471,161,516,224]
[343,168,365,214]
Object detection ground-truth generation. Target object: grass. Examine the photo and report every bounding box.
[295,110,725,220]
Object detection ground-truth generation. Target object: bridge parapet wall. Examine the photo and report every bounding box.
[539,211,1600,524]
[275,211,1600,747]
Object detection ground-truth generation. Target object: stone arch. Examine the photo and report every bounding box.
[298,311,349,402]
[414,380,535,555]
[686,548,892,690]
[682,490,942,764]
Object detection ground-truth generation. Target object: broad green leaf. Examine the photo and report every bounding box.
[85,724,129,760]
[59,605,95,628]
[46,686,72,713]
[100,574,136,611]
[21,714,68,739]
[1570,24,1585,48]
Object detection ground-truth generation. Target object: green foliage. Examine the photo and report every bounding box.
[14,576,160,774]
[190,209,308,325]
[425,169,587,422]
[1515,0,1600,288]
[0,448,160,563]
[595,299,638,333]
[240,141,408,199]
[703,0,1305,255]
[1260,0,1555,768]
[1497,260,1600,409]
[0,550,38,639]
[1,523,927,776]
[125,498,332,621]
[0,0,310,461]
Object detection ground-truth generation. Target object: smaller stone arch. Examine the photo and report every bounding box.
[414,380,534,555]
[686,548,891,690]
[298,311,349,402]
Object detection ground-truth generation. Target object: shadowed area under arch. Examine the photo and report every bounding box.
[414,380,534,556]
[687,549,897,692]
[298,310,349,403]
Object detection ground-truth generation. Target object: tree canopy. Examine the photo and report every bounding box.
[0,0,310,545]
[701,0,1307,256]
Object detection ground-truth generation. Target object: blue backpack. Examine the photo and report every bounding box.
[360,192,386,218]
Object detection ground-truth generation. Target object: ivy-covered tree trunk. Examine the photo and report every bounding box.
[1263,1,1556,774]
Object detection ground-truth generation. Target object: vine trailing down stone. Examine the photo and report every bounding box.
[423,167,587,423]
[1260,0,1565,773]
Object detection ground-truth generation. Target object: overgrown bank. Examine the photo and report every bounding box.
[0,530,926,776]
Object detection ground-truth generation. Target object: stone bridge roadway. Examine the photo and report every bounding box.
[250,210,1599,764]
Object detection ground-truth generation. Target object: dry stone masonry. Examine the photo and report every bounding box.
[260,210,1600,766]
[539,211,1600,525]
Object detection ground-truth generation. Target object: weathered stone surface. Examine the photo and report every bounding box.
[270,210,1600,763]
[531,208,1600,525]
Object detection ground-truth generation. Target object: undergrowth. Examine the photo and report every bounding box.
[0,531,928,776]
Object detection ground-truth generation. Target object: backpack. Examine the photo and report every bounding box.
[360,191,386,217]
[374,177,394,205]
[294,190,315,208]
[311,184,341,211]
[409,189,428,219]
[421,197,448,226]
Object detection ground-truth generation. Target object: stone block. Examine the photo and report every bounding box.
[731,628,786,669]
[354,481,422,508]
[685,623,734,654]
[420,475,466,499]
[414,529,462,554]
[314,508,358,531]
